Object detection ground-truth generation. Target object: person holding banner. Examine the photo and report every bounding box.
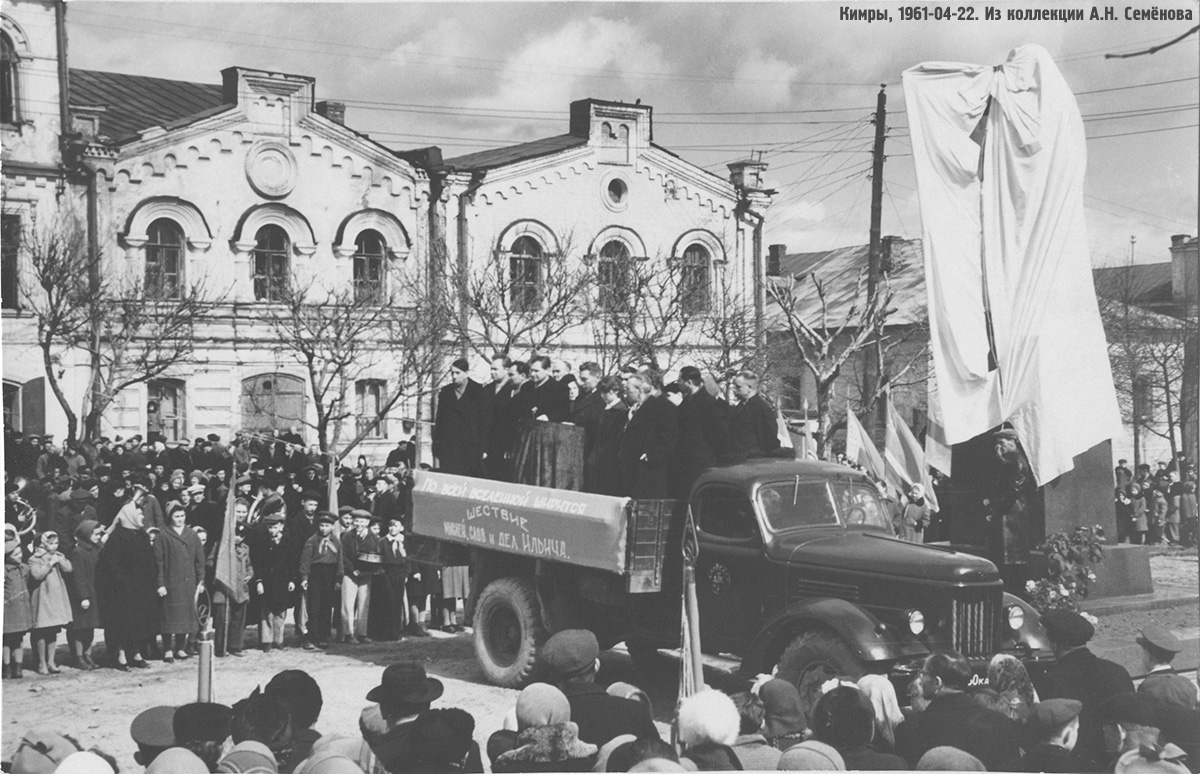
[212,498,252,658]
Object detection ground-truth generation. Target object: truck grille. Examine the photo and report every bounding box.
[951,591,999,657]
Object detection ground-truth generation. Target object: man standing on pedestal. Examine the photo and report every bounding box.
[987,428,1034,594]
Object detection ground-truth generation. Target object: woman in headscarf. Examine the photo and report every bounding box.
[154,501,205,662]
[987,653,1038,723]
[760,678,807,751]
[28,529,73,674]
[898,485,931,543]
[66,519,104,669]
[493,682,597,773]
[96,482,159,670]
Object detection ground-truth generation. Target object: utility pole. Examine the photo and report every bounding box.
[863,85,887,438]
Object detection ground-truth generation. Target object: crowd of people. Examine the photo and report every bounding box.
[5,615,1198,773]
[1113,457,1197,547]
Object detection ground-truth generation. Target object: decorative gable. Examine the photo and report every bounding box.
[221,66,315,137]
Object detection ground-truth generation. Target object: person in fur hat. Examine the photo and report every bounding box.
[677,689,743,770]
[66,520,103,669]
[28,530,73,674]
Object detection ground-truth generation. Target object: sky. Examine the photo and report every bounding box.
[66,0,1199,267]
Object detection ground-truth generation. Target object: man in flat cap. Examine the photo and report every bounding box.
[340,509,381,643]
[1099,694,1192,774]
[172,702,233,771]
[1012,699,1082,772]
[540,629,659,746]
[986,427,1036,593]
[1137,626,1198,712]
[1037,610,1135,771]
[130,705,177,768]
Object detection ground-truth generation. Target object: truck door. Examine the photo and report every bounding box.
[692,483,770,655]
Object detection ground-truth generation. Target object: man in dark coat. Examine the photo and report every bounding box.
[676,366,732,496]
[895,650,1022,770]
[617,374,677,500]
[988,428,1035,592]
[1011,699,1082,772]
[571,362,606,474]
[1034,610,1135,771]
[432,359,489,477]
[728,370,780,458]
[481,357,517,482]
[96,485,160,668]
[184,484,224,548]
[1136,626,1197,712]
[285,490,321,649]
[540,629,660,747]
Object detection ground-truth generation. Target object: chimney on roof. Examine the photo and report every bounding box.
[1171,234,1190,247]
[767,244,786,276]
[316,101,345,125]
[1168,233,1197,310]
[881,235,902,274]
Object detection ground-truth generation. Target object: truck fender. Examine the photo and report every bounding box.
[743,597,926,675]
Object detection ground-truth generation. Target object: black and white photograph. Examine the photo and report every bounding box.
[1,0,1197,771]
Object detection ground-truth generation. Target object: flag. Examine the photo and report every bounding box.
[776,407,794,450]
[884,395,940,512]
[924,381,952,476]
[213,460,239,597]
[844,409,886,483]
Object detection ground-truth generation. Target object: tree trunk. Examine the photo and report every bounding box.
[41,341,77,445]
[1160,359,1179,459]
[815,376,834,460]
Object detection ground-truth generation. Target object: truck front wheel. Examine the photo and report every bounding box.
[774,630,866,723]
[473,577,545,687]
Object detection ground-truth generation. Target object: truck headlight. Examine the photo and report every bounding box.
[907,609,925,635]
[1006,605,1025,631]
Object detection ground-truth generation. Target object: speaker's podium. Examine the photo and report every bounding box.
[942,432,1152,598]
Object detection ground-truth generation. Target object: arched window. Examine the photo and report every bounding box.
[1,32,18,125]
[509,235,543,312]
[598,239,631,311]
[253,224,290,301]
[353,229,387,303]
[680,243,711,313]
[241,373,305,436]
[145,218,184,299]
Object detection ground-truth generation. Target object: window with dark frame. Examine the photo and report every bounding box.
[598,239,631,311]
[145,218,184,299]
[353,229,387,304]
[356,379,387,439]
[1,33,18,125]
[253,224,290,301]
[148,378,185,443]
[2,213,20,310]
[508,235,543,312]
[680,243,711,313]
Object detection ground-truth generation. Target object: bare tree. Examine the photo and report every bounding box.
[260,267,452,460]
[766,268,895,458]
[451,233,593,359]
[17,210,211,443]
[1096,259,1195,466]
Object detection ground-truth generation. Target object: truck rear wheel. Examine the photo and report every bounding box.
[473,577,545,688]
[774,630,865,723]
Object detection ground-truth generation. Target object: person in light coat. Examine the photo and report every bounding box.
[4,524,33,679]
[154,501,205,662]
[29,530,73,674]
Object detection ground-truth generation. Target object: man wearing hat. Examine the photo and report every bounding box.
[286,490,323,649]
[1099,693,1192,774]
[1012,699,1082,772]
[340,509,381,643]
[173,701,234,771]
[1037,610,1135,771]
[130,705,177,767]
[300,512,343,648]
[1137,626,1198,711]
[364,661,472,774]
[540,629,659,746]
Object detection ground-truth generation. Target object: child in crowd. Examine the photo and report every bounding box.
[67,519,104,670]
[252,513,294,651]
[300,512,342,649]
[29,530,73,675]
[3,524,32,679]
[213,499,253,658]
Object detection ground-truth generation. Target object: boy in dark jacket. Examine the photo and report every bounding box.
[299,512,342,648]
[251,513,294,651]
[340,510,381,643]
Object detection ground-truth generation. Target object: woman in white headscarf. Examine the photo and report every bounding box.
[96,481,160,670]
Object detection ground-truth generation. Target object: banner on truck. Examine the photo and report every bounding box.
[411,471,632,574]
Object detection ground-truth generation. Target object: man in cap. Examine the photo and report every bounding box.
[1037,610,1135,771]
[363,661,460,774]
[894,649,1021,770]
[130,705,177,768]
[1099,693,1192,774]
[1137,626,1197,711]
[1012,699,1082,772]
[340,509,381,643]
[300,512,342,649]
[286,490,322,649]
[540,629,659,746]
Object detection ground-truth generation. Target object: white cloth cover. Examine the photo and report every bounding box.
[903,44,1120,485]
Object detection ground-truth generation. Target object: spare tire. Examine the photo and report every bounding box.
[473,577,545,687]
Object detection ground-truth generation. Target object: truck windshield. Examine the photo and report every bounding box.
[757,478,892,532]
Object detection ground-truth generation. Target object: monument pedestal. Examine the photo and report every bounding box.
[943,433,1152,599]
